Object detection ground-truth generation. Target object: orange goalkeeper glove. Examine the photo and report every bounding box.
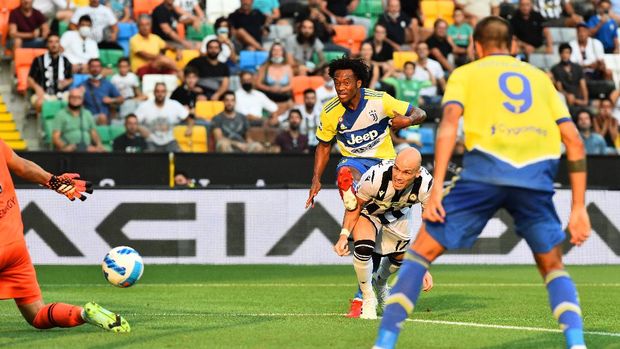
[46,173,93,201]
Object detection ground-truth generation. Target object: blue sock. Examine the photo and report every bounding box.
[352,254,382,299]
[375,251,430,349]
[545,270,585,348]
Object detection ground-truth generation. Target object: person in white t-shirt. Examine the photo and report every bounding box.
[174,0,205,21]
[314,65,337,108]
[412,42,446,105]
[569,23,611,80]
[134,82,193,152]
[234,70,278,126]
[111,58,147,118]
[70,0,117,43]
[291,88,321,149]
[34,0,73,21]
[60,15,99,73]
[456,0,500,25]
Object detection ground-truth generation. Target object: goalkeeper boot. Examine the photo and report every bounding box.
[345,298,363,318]
[83,302,131,333]
[337,167,357,211]
[360,294,378,320]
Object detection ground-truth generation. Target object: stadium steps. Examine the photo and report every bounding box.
[0,61,39,150]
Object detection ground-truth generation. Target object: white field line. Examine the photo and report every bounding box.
[38,283,620,287]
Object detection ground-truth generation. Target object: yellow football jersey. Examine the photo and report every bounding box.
[442,55,571,191]
[316,89,411,159]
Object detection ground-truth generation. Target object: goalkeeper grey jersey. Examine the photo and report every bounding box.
[356,161,433,224]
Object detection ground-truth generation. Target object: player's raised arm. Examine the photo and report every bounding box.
[306,141,332,208]
[383,92,427,130]
[333,196,367,256]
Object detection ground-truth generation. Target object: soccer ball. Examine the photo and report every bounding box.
[102,246,144,288]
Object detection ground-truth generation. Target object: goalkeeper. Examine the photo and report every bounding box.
[0,139,130,332]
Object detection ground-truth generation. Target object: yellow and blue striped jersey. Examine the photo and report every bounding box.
[316,88,411,159]
[442,55,571,191]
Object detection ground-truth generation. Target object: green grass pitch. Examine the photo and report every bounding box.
[1,265,619,349]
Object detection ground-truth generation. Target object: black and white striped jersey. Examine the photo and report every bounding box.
[356,161,434,224]
[533,0,565,19]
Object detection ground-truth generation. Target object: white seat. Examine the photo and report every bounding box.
[206,0,241,23]
[266,24,294,44]
[141,74,179,99]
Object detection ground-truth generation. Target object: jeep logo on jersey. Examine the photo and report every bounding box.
[346,130,379,145]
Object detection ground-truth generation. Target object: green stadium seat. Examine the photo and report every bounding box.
[313,51,346,65]
[99,49,125,69]
[109,125,126,140]
[186,23,214,42]
[58,20,69,37]
[352,0,383,17]
[96,125,112,147]
[41,100,65,120]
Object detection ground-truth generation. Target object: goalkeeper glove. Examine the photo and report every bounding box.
[46,173,93,201]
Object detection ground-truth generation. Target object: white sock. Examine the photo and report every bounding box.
[375,257,401,288]
[353,256,374,299]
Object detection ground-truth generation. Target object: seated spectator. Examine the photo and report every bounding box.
[295,88,320,150]
[253,0,280,23]
[511,0,552,56]
[456,0,500,25]
[587,0,619,54]
[110,58,147,118]
[533,0,582,27]
[174,0,205,23]
[60,15,99,74]
[27,34,73,113]
[447,8,474,66]
[315,65,337,107]
[256,43,293,115]
[274,109,309,153]
[359,42,380,89]
[134,82,193,152]
[129,15,179,77]
[426,19,454,73]
[364,23,395,74]
[80,58,124,125]
[593,98,619,152]
[229,0,268,50]
[412,42,445,106]
[108,0,132,23]
[34,0,73,22]
[200,17,238,64]
[186,40,230,100]
[385,61,433,107]
[98,26,125,51]
[569,23,610,80]
[51,87,106,152]
[391,125,423,153]
[112,114,147,153]
[9,0,49,49]
[551,43,588,107]
[212,91,264,153]
[399,0,421,24]
[306,0,337,48]
[174,170,196,187]
[576,109,607,155]
[235,70,278,125]
[70,0,117,44]
[152,0,198,49]
[377,0,417,49]
[171,67,206,116]
[286,19,324,75]
[321,0,370,29]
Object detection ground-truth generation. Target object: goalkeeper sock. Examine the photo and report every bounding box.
[545,270,585,348]
[33,303,85,329]
[375,251,429,349]
[353,240,375,299]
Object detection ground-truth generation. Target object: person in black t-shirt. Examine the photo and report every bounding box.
[112,114,147,153]
[511,0,553,55]
[274,109,309,153]
[551,43,588,107]
[228,0,267,50]
[377,0,417,48]
[171,66,206,116]
[426,19,454,72]
[186,40,230,100]
[151,0,197,49]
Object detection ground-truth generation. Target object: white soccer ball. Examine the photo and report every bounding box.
[102,246,144,288]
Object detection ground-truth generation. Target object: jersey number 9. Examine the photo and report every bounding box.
[499,72,532,114]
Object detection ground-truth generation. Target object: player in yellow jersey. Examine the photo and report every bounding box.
[375,17,591,349]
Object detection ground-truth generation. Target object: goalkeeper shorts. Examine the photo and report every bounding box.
[0,239,42,305]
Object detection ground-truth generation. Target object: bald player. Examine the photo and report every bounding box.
[374,17,590,349]
[334,148,434,320]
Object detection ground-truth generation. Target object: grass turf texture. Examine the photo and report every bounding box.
[0,265,619,349]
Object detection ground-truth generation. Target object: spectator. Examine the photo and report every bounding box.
[186,39,230,101]
[27,34,72,113]
[315,65,337,107]
[551,43,588,107]
[171,67,206,116]
[229,0,268,51]
[253,0,280,23]
[593,98,619,152]
[533,0,582,27]
[70,0,117,44]
[134,82,193,152]
[151,0,198,49]
[286,19,324,75]
[456,0,500,25]
[9,0,49,49]
[110,58,146,118]
[399,0,421,24]
[412,42,445,106]
[200,17,238,64]
[569,23,610,80]
[234,70,278,125]
[80,58,124,125]
[112,114,147,153]
[34,0,73,22]
[256,43,293,115]
[385,61,432,107]
[274,109,309,153]
[365,23,395,68]
[426,19,454,73]
[212,91,264,153]
[51,87,105,152]
[129,15,178,77]
[448,9,474,59]
[174,170,195,187]
[321,0,371,28]
[391,125,423,153]
[306,0,337,46]
[587,0,619,54]
[174,0,205,22]
[359,42,380,89]
[576,109,607,155]
[377,0,417,49]
[295,88,321,150]
[511,0,553,56]
[98,25,125,51]
[60,15,99,73]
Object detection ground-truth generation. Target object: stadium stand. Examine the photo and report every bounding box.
[332,25,367,55]
[14,48,47,93]
[173,125,208,152]
[195,100,224,122]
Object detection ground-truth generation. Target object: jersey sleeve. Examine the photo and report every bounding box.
[356,170,377,202]
[417,168,433,211]
[315,105,337,143]
[382,92,411,118]
[441,67,466,109]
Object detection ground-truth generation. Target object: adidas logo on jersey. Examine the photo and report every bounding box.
[346,130,379,146]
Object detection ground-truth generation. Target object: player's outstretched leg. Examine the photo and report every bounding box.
[83,302,131,333]
[353,239,378,319]
[348,253,383,318]
[374,254,402,310]
[337,167,358,211]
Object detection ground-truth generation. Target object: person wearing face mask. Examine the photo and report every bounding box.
[586,0,619,54]
[199,17,238,64]
[52,87,106,152]
[235,70,278,126]
[78,58,124,125]
[186,39,230,101]
[551,43,588,107]
[377,0,418,49]
[274,109,309,153]
[256,43,294,119]
[60,15,99,74]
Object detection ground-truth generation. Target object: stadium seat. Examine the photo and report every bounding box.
[109,124,126,140]
[0,112,12,122]
[42,100,66,120]
[332,25,366,55]
[352,0,384,18]
[14,48,47,93]
[173,125,208,152]
[99,49,125,69]
[421,0,454,28]
[313,51,346,65]
[265,24,294,44]
[0,0,20,10]
[195,100,224,121]
[186,23,214,42]
[96,125,113,150]
[58,20,69,37]
[604,54,620,88]
[528,53,559,71]
[142,74,179,98]
[5,139,26,150]
[133,0,162,19]
[117,22,138,56]
[0,9,9,48]
[205,0,240,23]
[239,50,269,72]
[393,51,418,70]
[0,121,16,131]
[419,126,435,155]
[72,0,88,6]
[291,76,324,104]
[549,27,577,44]
[0,130,21,140]
[166,49,200,69]
[70,73,89,88]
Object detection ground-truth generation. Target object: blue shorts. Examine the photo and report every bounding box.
[425,180,565,254]
[336,157,383,176]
